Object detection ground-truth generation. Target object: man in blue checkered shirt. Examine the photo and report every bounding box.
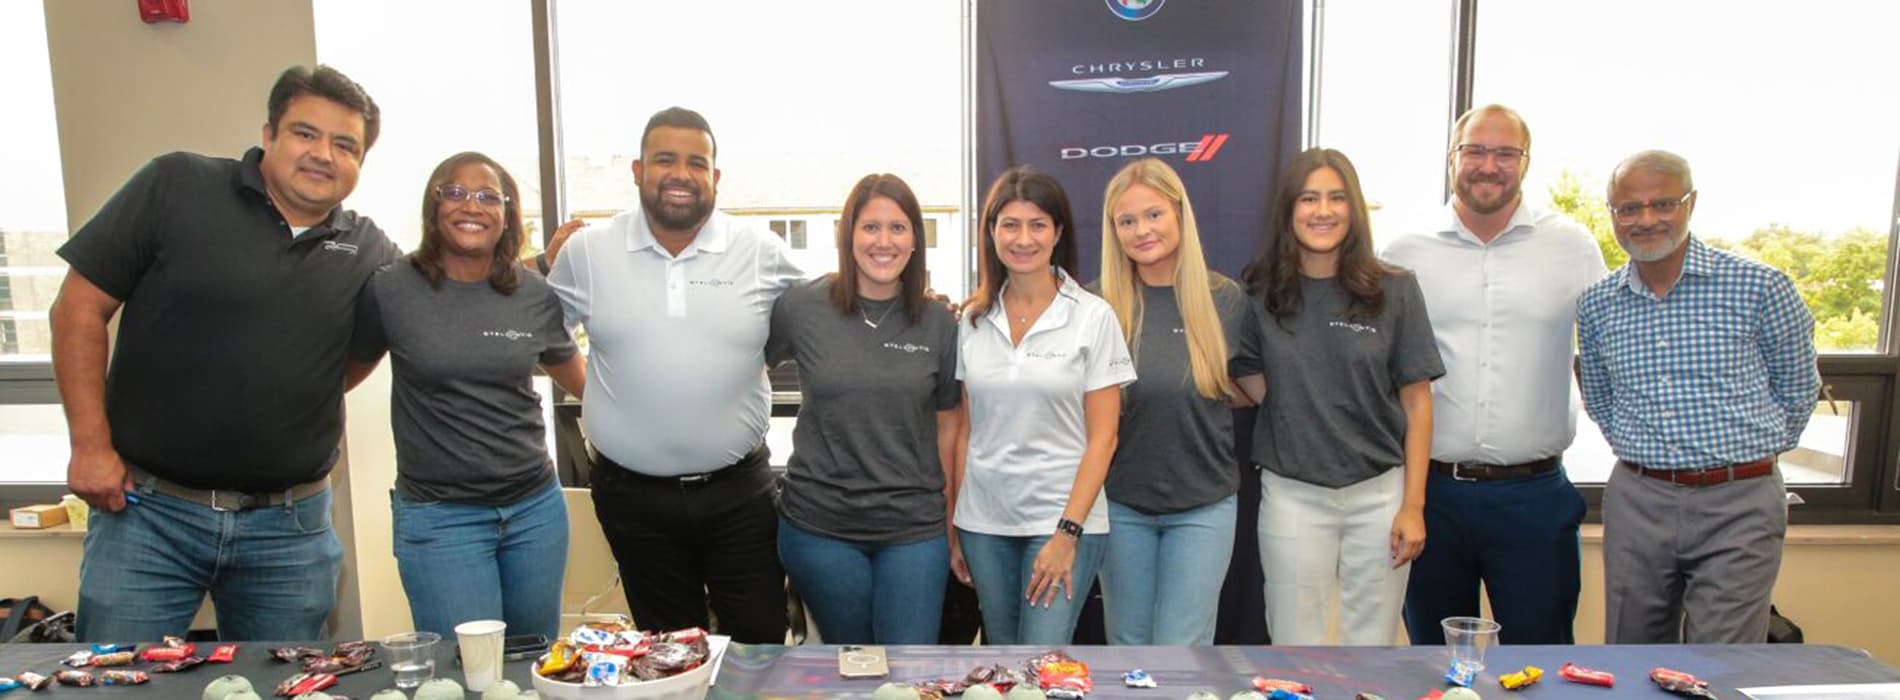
[1578,150,1820,644]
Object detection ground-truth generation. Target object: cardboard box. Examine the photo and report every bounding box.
[10,503,70,529]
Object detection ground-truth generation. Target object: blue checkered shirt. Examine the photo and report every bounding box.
[1577,236,1820,470]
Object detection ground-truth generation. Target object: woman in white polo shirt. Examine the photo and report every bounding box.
[953,166,1135,645]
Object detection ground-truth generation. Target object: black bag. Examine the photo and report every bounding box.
[0,596,77,643]
[1768,604,1804,643]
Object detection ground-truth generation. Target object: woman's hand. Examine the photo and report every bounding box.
[1389,505,1426,567]
[1026,534,1078,608]
[949,528,973,587]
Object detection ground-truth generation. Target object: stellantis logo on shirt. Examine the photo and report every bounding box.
[1025,350,1068,360]
[321,241,358,255]
[690,279,735,288]
[1329,321,1378,334]
[883,342,932,354]
[483,330,535,341]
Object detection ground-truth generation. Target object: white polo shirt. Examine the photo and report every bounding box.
[548,205,802,476]
[955,271,1136,537]
[1381,202,1608,465]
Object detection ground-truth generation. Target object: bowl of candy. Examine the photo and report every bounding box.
[529,622,728,700]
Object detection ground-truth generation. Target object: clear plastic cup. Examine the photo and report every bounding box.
[1441,616,1502,671]
[380,631,441,689]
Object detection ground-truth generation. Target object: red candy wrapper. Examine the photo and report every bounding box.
[210,644,240,663]
[275,672,337,697]
[1560,662,1616,688]
[1254,677,1315,695]
[151,656,208,674]
[141,643,199,662]
[1035,655,1093,696]
[1651,668,1718,699]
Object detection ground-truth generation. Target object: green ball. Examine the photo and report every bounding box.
[1006,686,1047,700]
[1186,693,1222,700]
[414,678,465,700]
[226,690,263,700]
[1229,693,1269,700]
[871,682,921,700]
[202,675,256,700]
[1442,688,1482,700]
[515,691,539,700]
[481,679,522,700]
[369,690,408,700]
[964,685,1005,700]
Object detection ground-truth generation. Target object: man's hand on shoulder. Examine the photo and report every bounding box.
[543,218,588,267]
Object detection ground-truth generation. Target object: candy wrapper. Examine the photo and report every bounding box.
[1444,661,1478,687]
[101,671,150,686]
[1031,651,1092,697]
[1253,677,1313,695]
[0,678,20,693]
[90,651,136,667]
[1650,668,1717,699]
[1500,666,1543,691]
[1268,691,1313,700]
[91,644,133,655]
[62,650,93,667]
[1123,669,1157,688]
[210,645,240,663]
[151,656,208,674]
[15,673,53,691]
[275,673,337,697]
[142,643,199,662]
[54,671,95,688]
[915,679,968,697]
[583,653,625,687]
[1558,663,1614,688]
[272,647,327,663]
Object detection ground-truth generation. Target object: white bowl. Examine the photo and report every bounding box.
[528,636,729,700]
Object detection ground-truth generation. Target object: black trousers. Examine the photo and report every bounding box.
[587,445,787,644]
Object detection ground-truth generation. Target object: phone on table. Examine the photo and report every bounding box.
[454,633,550,665]
[838,645,889,679]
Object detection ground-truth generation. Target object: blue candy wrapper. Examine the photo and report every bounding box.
[1445,660,1479,687]
[1123,669,1157,688]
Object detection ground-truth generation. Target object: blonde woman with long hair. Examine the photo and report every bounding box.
[1093,158,1264,644]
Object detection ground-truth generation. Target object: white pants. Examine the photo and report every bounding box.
[1258,467,1408,645]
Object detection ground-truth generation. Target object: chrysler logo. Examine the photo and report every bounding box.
[1049,71,1228,94]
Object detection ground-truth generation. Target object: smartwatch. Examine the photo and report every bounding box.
[1056,518,1084,539]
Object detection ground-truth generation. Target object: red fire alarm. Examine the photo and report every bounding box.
[138,0,190,24]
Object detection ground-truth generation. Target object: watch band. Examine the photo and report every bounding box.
[1056,518,1084,538]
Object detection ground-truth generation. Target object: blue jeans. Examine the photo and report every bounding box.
[392,481,569,640]
[777,517,949,644]
[955,529,1107,646]
[77,480,342,641]
[1100,496,1236,645]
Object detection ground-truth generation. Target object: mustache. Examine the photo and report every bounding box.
[1464,172,1510,185]
[655,178,701,196]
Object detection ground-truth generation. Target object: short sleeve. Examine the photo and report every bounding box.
[933,310,962,411]
[56,156,171,301]
[546,225,592,335]
[1225,287,1264,378]
[955,318,973,382]
[1387,273,1445,387]
[348,269,391,363]
[1083,304,1137,391]
[535,282,579,366]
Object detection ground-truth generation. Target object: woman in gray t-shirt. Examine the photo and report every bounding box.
[347,152,586,640]
[1093,158,1264,645]
[765,174,962,645]
[1238,148,1445,646]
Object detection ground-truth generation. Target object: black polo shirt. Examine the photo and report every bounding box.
[57,148,400,492]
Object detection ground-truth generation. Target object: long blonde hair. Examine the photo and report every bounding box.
[1099,158,1236,401]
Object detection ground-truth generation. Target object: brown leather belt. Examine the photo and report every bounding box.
[127,465,329,511]
[1620,458,1775,486]
[1429,456,1561,482]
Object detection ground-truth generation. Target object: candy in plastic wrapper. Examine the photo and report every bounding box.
[102,671,150,686]
[1044,690,1086,700]
[1254,677,1313,695]
[0,678,20,693]
[272,647,326,663]
[915,679,968,697]
[152,656,209,674]
[1499,666,1543,691]
[15,673,53,692]
[62,650,94,667]
[582,654,624,687]
[1355,694,1387,700]
[644,641,698,672]
[90,651,137,667]
[55,671,96,688]
[92,643,134,655]
[538,641,579,676]
[276,673,336,697]
[1033,654,1091,696]
[1269,691,1313,700]
[143,643,200,662]
[1445,661,1478,687]
[664,627,707,646]
[1558,663,1613,688]
[210,645,240,663]
[1650,668,1717,699]
[1123,669,1157,688]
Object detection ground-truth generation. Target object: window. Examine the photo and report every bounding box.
[924,218,939,249]
[0,0,68,368]
[769,219,808,250]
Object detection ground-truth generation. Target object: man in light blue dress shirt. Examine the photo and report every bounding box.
[1578,150,1820,644]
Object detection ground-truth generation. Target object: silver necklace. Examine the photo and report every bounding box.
[861,300,897,328]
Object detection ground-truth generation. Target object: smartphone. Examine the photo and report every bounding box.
[455,634,550,665]
[837,645,889,679]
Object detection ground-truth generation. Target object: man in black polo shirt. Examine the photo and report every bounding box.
[50,65,399,642]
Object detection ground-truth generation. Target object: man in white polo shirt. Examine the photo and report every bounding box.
[547,107,802,643]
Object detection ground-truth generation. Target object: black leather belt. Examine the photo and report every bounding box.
[586,442,761,490]
[1429,456,1561,482]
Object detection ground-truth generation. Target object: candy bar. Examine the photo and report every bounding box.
[276,673,337,697]
[210,645,240,663]
[1444,661,1478,687]
[102,671,150,686]
[0,678,20,693]
[90,651,137,667]
[1254,677,1313,695]
[152,656,208,673]
[91,643,134,655]
[62,650,94,667]
[1650,668,1717,699]
[54,671,95,687]
[142,643,200,662]
[1123,669,1157,688]
[1500,666,1543,691]
[538,642,578,676]
[1559,663,1614,688]
[583,655,624,687]
[1268,691,1313,700]
[15,673,53,691]
[272,647,326,663]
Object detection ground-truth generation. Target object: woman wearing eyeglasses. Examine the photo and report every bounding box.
[764,173,962,644]
[345,151,586,639]
[1239,148,1443,645]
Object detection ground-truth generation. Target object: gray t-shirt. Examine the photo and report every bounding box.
[1095,275,1257,514]
[351,261,577,505]
[1244,272,1444,488]
[766,277,962,544]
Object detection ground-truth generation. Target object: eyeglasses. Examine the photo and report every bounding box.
[1609,192,1694,224]
[436,184,509,207]
[1451,144,1527,164]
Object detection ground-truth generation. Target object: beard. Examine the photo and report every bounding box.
[1618,226,1689,263]
[1455,171,1521,215]
[641,179,715,231]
